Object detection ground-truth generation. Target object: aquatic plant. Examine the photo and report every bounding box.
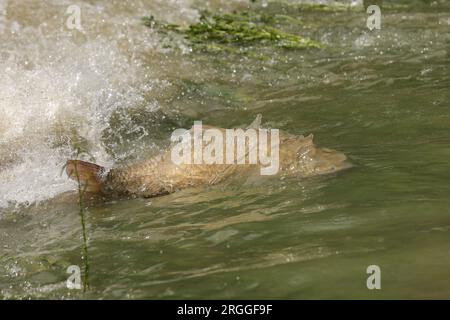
[143,10,322,55]
[75,165,90,293]
[63,149,92,292]
[186,13,318,49]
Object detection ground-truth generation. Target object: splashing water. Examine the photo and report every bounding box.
[0,0,205,208]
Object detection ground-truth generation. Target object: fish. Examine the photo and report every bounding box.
[65,115,351,198]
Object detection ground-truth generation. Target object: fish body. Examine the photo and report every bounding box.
[66,118,350,198]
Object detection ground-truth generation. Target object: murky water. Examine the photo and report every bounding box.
[1,0,450,299]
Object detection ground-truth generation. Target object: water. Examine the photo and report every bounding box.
[1,0,450,299]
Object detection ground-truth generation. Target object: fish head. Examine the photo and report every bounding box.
[296,135,352,175]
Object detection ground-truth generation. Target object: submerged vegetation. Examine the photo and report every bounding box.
[143,10,322,56]
[62,149,92,292]
[76,169,90,293]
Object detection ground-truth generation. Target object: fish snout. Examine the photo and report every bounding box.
[313,148,352,174]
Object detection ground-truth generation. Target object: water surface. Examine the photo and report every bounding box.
[1,0,450,299]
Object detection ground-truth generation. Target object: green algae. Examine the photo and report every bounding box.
[184,13,320,49]
[143,10,322,56]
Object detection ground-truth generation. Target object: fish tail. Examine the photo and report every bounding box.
[65,160,105,193]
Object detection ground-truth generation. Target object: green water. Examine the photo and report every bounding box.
[1,0,450,299]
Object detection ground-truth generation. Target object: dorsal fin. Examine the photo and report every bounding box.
[246,114,262,130]
[66,160,105,193]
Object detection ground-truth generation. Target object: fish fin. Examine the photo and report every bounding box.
[295,133,315,154]
[247,114,262,130]
[66,160,105,193]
